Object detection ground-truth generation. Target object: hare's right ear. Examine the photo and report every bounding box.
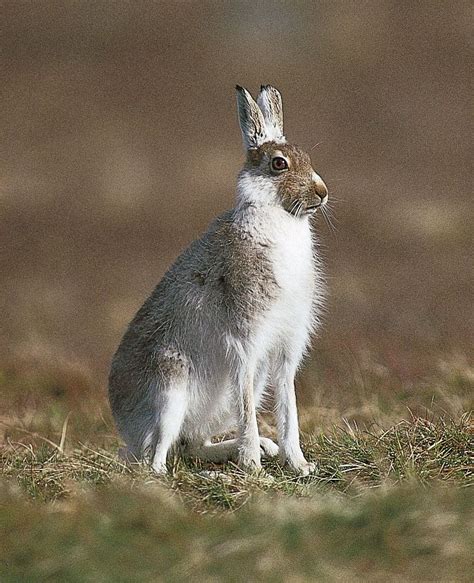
[236,85,267,150]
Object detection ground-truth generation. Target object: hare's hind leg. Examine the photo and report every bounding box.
[185,360,277,465]
[150,350,189,474]
[186,436,279,464]
[186,439,238,463]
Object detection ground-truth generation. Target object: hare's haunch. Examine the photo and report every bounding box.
[109,85,328,475]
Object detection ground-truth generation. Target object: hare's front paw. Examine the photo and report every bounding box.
[238,449,262,473]
[151,460,169,475]
[290,459,316,477]
[281,452,317,476]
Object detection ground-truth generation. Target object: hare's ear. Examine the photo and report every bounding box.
[257,85,285,143]
[236,85,268,150]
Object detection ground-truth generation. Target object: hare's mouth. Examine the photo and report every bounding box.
[285,199,326,218]
[286,203,320,218]
[306,195,328,215]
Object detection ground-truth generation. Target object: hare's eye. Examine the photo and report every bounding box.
[271,156,288,173]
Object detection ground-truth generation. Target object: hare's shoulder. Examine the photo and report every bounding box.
[208,210,278,299]
[168,208,276,285]
[170,208,279,319]
[130,209,279,333]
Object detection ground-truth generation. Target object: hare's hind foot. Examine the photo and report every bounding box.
[185,436,279,465]
[259,436,280,458]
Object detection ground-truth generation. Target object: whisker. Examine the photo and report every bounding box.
[321,207,333,232]
[323,201,337,215]
[297,201,304,218]
[326,188,346,198]
[323,206,338,225]
[310,142,322,151]
[327,212,337,232]
[321,205,337,234]
[327,194,345,203]
[288,199,298,215]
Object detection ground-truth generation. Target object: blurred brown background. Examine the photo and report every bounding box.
[1,2,472,420]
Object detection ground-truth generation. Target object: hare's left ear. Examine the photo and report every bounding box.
[257,85,285,143]
[236,85,268,150]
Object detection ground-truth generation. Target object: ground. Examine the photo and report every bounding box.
[1,364,472,582]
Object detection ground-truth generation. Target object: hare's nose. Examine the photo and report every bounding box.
[318,191,328,206]
[312,172,328,204]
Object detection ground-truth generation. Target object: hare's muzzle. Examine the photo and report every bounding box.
[308,172,328,211]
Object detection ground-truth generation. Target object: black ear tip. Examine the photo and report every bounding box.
[235,84,244,91]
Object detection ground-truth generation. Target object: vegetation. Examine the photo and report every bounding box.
[1,365,472,582]
[1,477,472,583]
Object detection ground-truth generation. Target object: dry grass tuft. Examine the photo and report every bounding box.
[1,367,472,581]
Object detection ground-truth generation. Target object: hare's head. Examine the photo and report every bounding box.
[236,85,328,218]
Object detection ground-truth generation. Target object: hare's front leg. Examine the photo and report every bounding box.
[232,365,262,471]
[274,357,315,476]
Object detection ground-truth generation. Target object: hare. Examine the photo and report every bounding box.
[108,85,328,476]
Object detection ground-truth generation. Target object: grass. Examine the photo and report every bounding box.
[0,365,473,581]
[1,479,472,583]
[2,414,472,508]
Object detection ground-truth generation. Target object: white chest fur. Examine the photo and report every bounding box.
[252,208,315,357]
[270,212,314,294]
